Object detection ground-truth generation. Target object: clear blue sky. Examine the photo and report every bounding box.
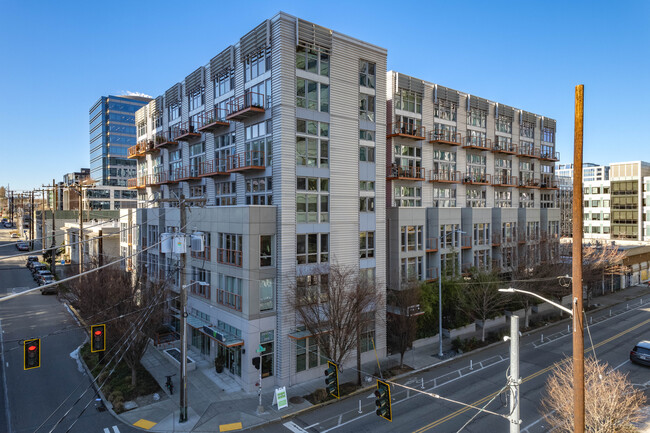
[1,0,648,191]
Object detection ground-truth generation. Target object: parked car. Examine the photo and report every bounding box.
[630,341,650,366]
[16,242,29,251]
[26,256,39,267]
[10,233,18,238]
[31,263,46,276]
[38,274,54,286]
[34,270,52,282]
[40,279,58,295]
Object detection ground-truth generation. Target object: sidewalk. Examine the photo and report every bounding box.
[107,284,650,432]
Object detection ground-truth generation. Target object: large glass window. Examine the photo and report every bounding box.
[296,177,329,223]
[246,176,272,205]
[189,88,205,111]
[296,46,329,76]
[400,226,423,252]
[189,142,205,177]
[467,108,487,127]
[496,115,512,133]
[296,119,329,168]
[393,186,421,207]
[215,181,236,206]
[466,187,487,208]
[359,231,375,259]
[394,89,422,114]
[296,79,329,112]
[214,71,234,97]
[401,256,423,282]
[520,121,535,138]
[434,100,457,121]
[217,274,242,311]
[260,331,274,377]
[217,233,243,267]
[245,50,270,82]
[359,60,376,88]
[260,280,274,312]
[296,233,329,264]
[433,187,456,207]
[359,94,375,122]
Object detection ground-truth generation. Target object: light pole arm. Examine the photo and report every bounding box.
[499,288,573,316]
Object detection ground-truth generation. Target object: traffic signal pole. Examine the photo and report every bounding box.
[508,315,520,433]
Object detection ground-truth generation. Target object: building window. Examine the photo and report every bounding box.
[217,233,243,267]
[296,233,329,264]
[296,336,327,372]
[359,94,375,122]
[496,115,512,133]
[296,119,329,168]
[401,256,423,282]
[473,223,489,246]
[542,192,558,209]
[400,226,423,251]
[169,149,182,182]
[246,176,273,205]
[259,280,274,312]
[359,146,375,162]
[359,60,376,88]
[432,123,458,141]
[434,100,457,121]
[474,249,490,270]
[433,149,457,178]
[244,49,270,82]
[360,181,375,192]
[191,231,210,260]
[359,196,375,212]
[393,186,421,207]
[296,46,329,76]
[394,89,422,114]
[137,121,147,137]
[168,103,181,121]
[393,144,422,174]
[542,127,555,143]
[466,187,487,208]
[190,267,211,299]
[189,88,205,111]
[359,312,376,353]
[433,187,456,207]
[215,181,236,206]
[467,108,487,128]
[297,78,329,112]
[215,132,235,171]
[519,191,535,208]
[519,160,535,185]
[359,129,375,141]
[260,236,273,267]
[521,121,535,138]
[189,142,205,177]
[441,252,458,277]
[217,274,242,311]
[260,331,274,377]
[359,231,375,259]
[297,177,329,223]
[440,224,460,248]
[214,71,234,97]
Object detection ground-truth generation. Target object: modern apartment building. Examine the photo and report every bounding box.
[582,179,611,240]
[557,162,609,182]
[90,95,151,187]
[385,71,561,288]
[124,12,387,391]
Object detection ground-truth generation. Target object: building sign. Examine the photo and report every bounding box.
[272,386,288,409]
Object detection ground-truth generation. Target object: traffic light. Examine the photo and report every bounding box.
[375,379,392,421]
[252,356,261,370]
[24,338,40,370]
[324,361,339,399]
[91,324,106,353]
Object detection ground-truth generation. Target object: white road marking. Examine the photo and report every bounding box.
[283,421,309,433]
[103,428,110,433]
[112,426,120,433]
[1,319,13,433]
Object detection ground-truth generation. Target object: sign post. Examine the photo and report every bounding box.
[256,345,265,414]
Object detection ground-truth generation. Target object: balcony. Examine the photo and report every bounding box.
[518,145,540,159]
[153,131,178,149]
[165,168,182,184]
[228,151,266,173]
[197,159,229,177]
[517,229,526,244]
[217,248,242,267]
[175,166,201,182]
[127,177,147,190]
[518,178,541,188]
[149,171,168,185]
[198,108,230,133]
[429,170,461,183]
[387,122,426,140]
[425,237,439,252]
[387,165,425,181]
[462,173,491,185]
[540,176,559,189]
[127,141,148,159]
[491,232,501,246]
[463,136,491,151]
[492,175,518,187]
[491,141,517,155]
[425,267,439,282]
[540,150,560,161]
[226,92,265,121]
[428,130,462,146]
[142,139,156,154]
[461,235,472,249]
[461,263,473,276]
[217,288,242,312]
[174,121,201,141]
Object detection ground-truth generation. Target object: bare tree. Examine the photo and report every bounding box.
[289,265,383,386]
[387,282,421,368]
[459,269,506,342]
[541,356,646,433]
[66,265,165,386]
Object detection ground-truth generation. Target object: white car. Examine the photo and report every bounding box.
[10,233,18,238]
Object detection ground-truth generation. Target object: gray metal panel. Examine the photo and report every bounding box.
[499,104,515,119]
[209,46,235,80]
[397,73,423,95]
[543,117,556,129]
[185,66,205,95]
[469,95,489,111]
[435,85,459,104]
[240,19,270,61]
[135,106,146,125]
[165,83,181,107]
[521,110,537,124]
[151,96,163,117]
[297,18,332,53]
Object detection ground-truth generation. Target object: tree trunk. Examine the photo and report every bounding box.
[131,365,137,387]
[481,323,486,342]
[399,351,404,369]
[356,328,362,386]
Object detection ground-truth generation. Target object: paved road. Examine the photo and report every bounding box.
[257,295,650,433]
[0,227,138,433]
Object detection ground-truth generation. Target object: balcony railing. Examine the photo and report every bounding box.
[461,263,473,275]
[127,141,147,159]
[226,92,265,121]
[217,248,242,267]
[197,159,229,177]
[519,145,540,159]
[540,176,559,189]
[174,121,201,141]
[197,107,230,132]
[425,267,439,282]
[175,166,201,181]
[540,150,560,161]
[387,122,426,140]
[127,177,147,189]
[425,237,439,252]
[428,130,462,146]
[143,139,156,154]
[462,172,491,185]
[429,170,461,183]
[153,131,178,148]
[518,178,541,188]
[491,141,517,154]
[228,151,266,172]
[387,165,425,181]
[217,288,242,312]
[461,235,472,249]
[149,171,168,185]
[463,136,491,151]
[492,175,518,187]
[491,259,502,272]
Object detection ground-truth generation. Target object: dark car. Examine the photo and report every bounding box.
[26,256,39,267]
[630,341,650,366]
[16,242,29,251]
[31,263,46,274]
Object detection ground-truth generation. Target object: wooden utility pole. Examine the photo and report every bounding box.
[572,84,585,433]
[51,179,56,277]
[30,190,35,251]
[79,189,84,274]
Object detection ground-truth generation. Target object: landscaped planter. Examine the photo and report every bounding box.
[475,315,506,330]
[163,348,196,371]
[443,323,476,339]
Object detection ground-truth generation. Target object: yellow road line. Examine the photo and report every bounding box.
[219,422,243,432]
[412,317,650,433]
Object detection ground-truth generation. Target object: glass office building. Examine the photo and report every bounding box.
[89,95,151,186]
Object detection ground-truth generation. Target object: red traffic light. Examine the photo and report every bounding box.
[90,324,106,353]
[94,330,102,336]
[28,345,37,351]
[24,338,41,370]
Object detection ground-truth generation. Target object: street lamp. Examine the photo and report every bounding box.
[437,229,464,358]
[178,280,209,423]
[498,287,573,316]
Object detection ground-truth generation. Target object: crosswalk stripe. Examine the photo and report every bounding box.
[112,426,120,433]
[103,429,110,433]
[283,421,309,433]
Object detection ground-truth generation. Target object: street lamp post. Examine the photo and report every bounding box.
[438,229,464,357]
[179,280,209,423]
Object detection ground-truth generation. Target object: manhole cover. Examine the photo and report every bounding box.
[289,396,304,404]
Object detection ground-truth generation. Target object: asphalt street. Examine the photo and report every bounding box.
[257,291,650,433]
[0,227,138,433]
